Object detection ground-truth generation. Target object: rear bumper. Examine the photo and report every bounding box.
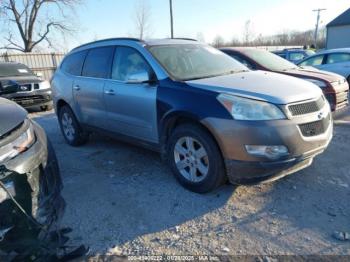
[0,121,64,251]
[3,89,52,108]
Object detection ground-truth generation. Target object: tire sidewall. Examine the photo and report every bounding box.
[167,124,225,193]
[58,106,82,146]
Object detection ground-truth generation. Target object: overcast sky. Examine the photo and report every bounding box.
[1,0,350,51]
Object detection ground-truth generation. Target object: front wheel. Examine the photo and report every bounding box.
[58,105,89,146]
[167,124,226,193]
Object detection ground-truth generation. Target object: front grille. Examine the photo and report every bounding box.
[288,96,325,116]
[298,114,331,137]
[12,95,49,106]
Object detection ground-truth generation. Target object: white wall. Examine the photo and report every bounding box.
[326,25,350,49]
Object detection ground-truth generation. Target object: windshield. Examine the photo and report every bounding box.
[0,63,35,77]
[149,44,248,81]
[244,49,299,71]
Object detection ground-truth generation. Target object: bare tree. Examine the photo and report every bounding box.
[134,0,152,40]
[212,35,224,48]
[243,20,255,45]
[0,0,81,52]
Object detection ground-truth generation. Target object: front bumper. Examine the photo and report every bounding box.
[3,89,52,109]
[202,107,333,184]
[0,121,64,253]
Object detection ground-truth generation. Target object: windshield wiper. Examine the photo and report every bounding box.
[183,70,244,81]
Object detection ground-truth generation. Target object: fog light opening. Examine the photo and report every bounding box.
[245,145,289,160]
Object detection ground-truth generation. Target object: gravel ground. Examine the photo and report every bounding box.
[28,109,350,257]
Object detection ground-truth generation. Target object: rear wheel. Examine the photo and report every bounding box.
[58,105,89,146]
[167,124,226,193]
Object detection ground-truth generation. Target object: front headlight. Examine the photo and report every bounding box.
[39,80,51,90]
[303,78,327,89]
[0,120,35,163]
[217,94,286,120]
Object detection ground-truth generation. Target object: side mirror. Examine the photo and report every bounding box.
[126,70,150,84]
[0,80,19,95]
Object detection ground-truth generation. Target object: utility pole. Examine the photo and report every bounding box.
[313,8,326,48]
[169,0,174,38]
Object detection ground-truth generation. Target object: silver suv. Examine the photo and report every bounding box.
[51,38,333,193]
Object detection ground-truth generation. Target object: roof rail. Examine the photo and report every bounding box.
[72,37,143,51]
[167,37,198,41]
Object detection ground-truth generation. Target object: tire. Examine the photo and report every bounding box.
[167,123,226,193]
[40,104,53,111]
[58,105,89,146]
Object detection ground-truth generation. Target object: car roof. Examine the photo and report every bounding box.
[71,37,201,53]
[0,61,23,66]
[316,48,350,55]
[220,47,269,54]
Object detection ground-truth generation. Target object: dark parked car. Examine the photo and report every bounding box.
[52,38,332,193]
[273,48,315,63]
[221,47,349,112]
[0,62,53,111]
[0,96,65,258]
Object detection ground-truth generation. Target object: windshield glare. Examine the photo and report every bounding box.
[244,49,299,71]
[0,64,34,77]
[149,44,248,81]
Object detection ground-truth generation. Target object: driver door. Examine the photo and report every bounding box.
[103,46,158,143]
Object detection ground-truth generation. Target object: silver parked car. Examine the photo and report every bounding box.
[298,48,350,83]
[51,38,333,193]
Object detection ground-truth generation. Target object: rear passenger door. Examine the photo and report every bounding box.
[103,46,158,143]
[322,53,350,78]
[73,46,115,128]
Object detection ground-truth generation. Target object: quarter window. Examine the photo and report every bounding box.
[61,51,87,76]
[111,47,152,81]
[82,47,115,78]
[326,53,350,64]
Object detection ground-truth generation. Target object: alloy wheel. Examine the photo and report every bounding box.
[174,136,209,182]
[61,113,75,141]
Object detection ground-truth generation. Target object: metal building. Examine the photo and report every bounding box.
[326,8,350,49]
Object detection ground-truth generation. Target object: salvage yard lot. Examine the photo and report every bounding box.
[30,110,350,256]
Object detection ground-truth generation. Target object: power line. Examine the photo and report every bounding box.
[313,8,326,48]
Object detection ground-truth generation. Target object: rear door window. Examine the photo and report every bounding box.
[82,47,115,79]
[299,55,324,66]
[61,51,87,76]
[326,53,350,64]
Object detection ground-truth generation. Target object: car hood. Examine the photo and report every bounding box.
[279,67,344,83]
[0,97,27,137]
[186,70,322,104]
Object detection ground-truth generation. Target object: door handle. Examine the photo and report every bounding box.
[73,85,80,91]
[104,89,115,95]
